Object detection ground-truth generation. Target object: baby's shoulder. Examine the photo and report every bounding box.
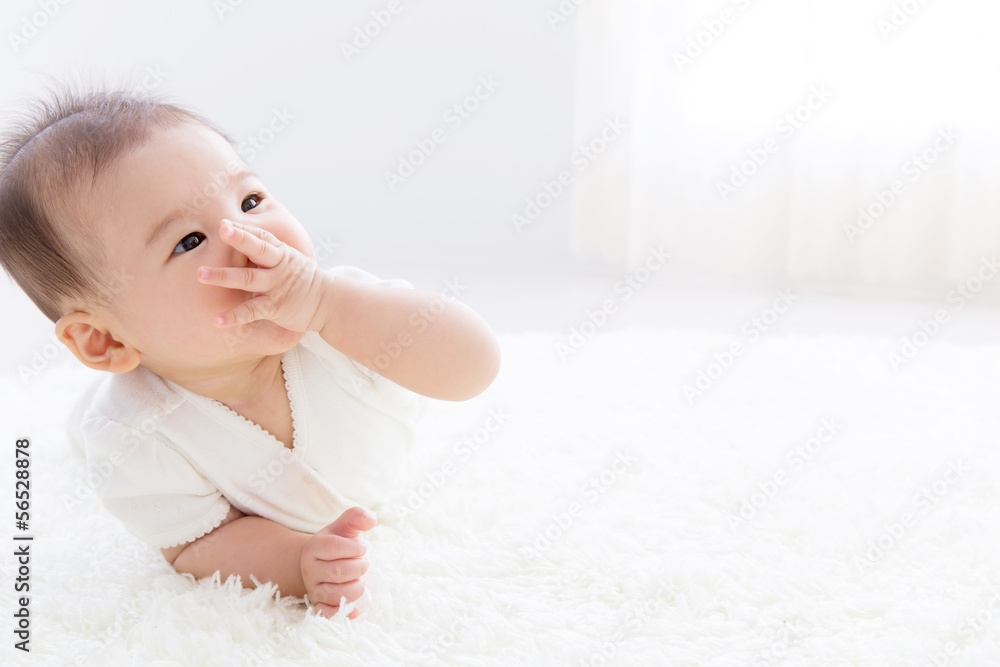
[83,365,185,435]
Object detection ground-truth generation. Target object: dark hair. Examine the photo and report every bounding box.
[0,85,229,322]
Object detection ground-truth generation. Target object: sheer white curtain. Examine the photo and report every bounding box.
[571,0,1000,292]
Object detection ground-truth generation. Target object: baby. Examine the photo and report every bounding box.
[0,88,501,619]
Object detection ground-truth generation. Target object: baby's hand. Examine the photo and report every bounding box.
[300,506,376,620]
[196,218,333,332]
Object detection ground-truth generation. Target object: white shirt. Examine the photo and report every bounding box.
[73,267,428,549]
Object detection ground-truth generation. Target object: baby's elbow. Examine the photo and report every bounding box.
[454,329,501,401]
[160,543,188,567]
[479,331,502,393]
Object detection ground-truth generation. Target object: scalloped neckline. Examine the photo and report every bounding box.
[164,349,302,454]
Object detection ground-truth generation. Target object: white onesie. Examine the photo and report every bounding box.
[70,266,428,550]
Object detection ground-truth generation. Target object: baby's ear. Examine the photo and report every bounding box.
[55,312,141,374]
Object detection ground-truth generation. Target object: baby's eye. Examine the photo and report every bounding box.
[172,232,206,255]
[241,193,263,213]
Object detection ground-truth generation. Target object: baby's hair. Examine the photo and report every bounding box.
[0,84,230,323]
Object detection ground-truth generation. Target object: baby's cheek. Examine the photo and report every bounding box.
[282,226,315,261]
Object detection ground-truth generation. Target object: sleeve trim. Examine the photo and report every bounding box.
[145,497,232,550]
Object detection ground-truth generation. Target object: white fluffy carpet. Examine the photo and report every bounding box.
[3,328,1000,666]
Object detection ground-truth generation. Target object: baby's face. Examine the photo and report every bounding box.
[78,121,315,378]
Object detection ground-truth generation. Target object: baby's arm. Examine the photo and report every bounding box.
[196,218,501,400]
[162,506,372,619]
[315,275,501,401]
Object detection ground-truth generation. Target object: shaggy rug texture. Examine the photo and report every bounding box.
[2,328,1000,666]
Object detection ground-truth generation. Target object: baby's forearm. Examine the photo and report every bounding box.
[171,515,311,599]
[316,275,500,401]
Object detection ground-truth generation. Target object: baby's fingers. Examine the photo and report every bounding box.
[312,580,366,609]
[197,265,272,293]
[212,294,275,327]
[314,601,361,620]
[217,219,284,268]
[308,533,368,562]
